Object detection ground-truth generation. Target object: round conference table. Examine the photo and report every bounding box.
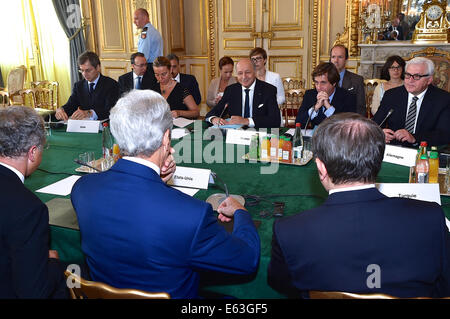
[26,122,450,299]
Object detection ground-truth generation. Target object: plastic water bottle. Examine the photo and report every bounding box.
[292,123,303,163]
[415,154,429,183]
[102,122,114,159]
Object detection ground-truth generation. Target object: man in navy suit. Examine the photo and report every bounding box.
[268,113,450,298]
[55,51,120,121]
[373,57,450,147]
[71,90,260,299]
[205,58,281,128]
[118,52,157,95]
[0,106,66,298]
[167,53,202,105]
[296,62,356,128]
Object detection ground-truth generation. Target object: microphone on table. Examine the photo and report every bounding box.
[378,108,394,127]
[74,159,102,172]
[303,106,315,135]
[206,171,245,211]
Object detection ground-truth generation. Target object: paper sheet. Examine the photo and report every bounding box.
[172,186,200,197]
[285,128,314,137]
[173,117,194,128]
[36,175,81,196]
[171,128,190,139]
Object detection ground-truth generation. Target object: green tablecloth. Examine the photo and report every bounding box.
[26,123,450,299]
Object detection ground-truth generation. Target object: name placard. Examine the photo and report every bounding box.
[225,130,268,146]
[383,145,417,167]
[67,120,100,133]
[167,166,211,190]
[376,183,441,205]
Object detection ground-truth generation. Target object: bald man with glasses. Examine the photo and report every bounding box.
[373,57,450,147]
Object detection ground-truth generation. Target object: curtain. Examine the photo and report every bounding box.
[52,0,86,87]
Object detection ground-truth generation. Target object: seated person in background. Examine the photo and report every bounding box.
[118,52,157,95]
[206,56,237,108]
[71,90,260,299]
[55,51,120,121]
[205,58,281,128]
[249,47,285,106]
[295,62,356,128]
[371,55,405,115]
[167,53,202,105]
[269,113,450,298]
[151,56,199,119]
[373,57,450,147]
[0,106,67,299]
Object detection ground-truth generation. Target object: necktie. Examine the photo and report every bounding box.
[405,96,418,134]
[244,88,250,118]
[136,76,142,90]
[89,82,95,95]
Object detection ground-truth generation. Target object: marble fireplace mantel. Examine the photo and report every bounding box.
[358,42,450,79]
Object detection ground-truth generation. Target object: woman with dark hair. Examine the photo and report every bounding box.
[206,56,237,108]
[370,55,405,115]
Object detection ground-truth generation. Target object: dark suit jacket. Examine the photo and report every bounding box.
[295,87,356,128]
[342,70,366,116]
[180,73,202,105]
[268,188,450,298]
[118,70,157,96]
[0,165,65,298]
[62,74,120,120]
[205,79,281,128]
[71,159,260,299]
[373,85,450,146]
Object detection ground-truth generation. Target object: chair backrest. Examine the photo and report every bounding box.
[7,66,27,105]
[64,270,171,299]
[364,78,386,118]
[31,81,59,109]
[280,88,305,128]
[309,290,398,299]
[282,77,304,91]
[407,47,450,92]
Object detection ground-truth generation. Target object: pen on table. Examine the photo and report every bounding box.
[216,103,228,125]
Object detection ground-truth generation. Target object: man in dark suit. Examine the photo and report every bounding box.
[330,45,366,116]
[71,90,260,299]
[118,52,157,95]
[373,57,450,147]
[55,51,120,121]
[205,58,281,128]
[296,62,356,128]
[0,106,67,298]
[268,113,450,298]
[167,53,202,105]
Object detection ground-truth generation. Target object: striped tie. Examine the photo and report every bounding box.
[405,96,418,134]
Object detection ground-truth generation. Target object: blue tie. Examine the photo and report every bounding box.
[89,82,95,95]
[136,76,142,90]
[244,89,250,118]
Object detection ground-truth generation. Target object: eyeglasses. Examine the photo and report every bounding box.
[404,72,429,80]
[251,56,264,62]
[78,68,94,74]
[388,66,402,71]
[133,63,147,68]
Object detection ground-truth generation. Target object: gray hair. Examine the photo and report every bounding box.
[109,90,173,157]
[0,106,46,158]
[312,113,385,185]
[406,57,435,77]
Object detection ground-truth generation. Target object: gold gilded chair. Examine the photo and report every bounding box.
[282,77,304,91]
[0,65,27,105]
[31,81,59,109]
[407,47,450,92]
[364,78,386,118]
[280,88,305,128]
[64,270,171,299]
[19,87,56,118]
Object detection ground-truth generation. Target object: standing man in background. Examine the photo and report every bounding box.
[134,8,163,68]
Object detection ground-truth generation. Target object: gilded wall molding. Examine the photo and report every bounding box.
[207,0,216,81]
[334,0,360,58]
[311,0,320,68]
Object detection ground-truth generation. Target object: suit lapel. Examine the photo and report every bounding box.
[415,86,433,132]
[342,71,351,89]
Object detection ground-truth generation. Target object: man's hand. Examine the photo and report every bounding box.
[315,91,331,110]
[55,107,68,121]
[212,116,226,126]
[228,116,250,126]
[383,128,395,144]
[171,110,179,118]
[49,250,59,259]
[394,129,416,144]
[161,147,176,183]
[217,197,247,223]
[71,108,91,120]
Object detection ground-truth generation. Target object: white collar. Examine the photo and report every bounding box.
[329,184,375,195]
[242,79,256,92]
[408,87,428,100]
[0,162,25,183]
[122,156,160,176]
[174,73,181,83]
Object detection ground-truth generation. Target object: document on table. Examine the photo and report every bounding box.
[173,117,194,128]
[285,128,315,137]
[171,128,190,139]
[36,175,81,196]
[171,186,200,197]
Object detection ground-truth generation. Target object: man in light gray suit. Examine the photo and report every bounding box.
[330,44,366,116]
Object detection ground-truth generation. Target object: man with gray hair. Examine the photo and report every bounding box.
[0,106,66,298]
[373,56,450,146]
[268,113,450,298]
[71,90,260,298]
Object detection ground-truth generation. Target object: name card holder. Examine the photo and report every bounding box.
[168,166,211,190]
[383,145,417,167]
[67,120,100,133]
[376,183,441,205]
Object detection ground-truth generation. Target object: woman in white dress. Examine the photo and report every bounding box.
[371,55,405,116]
[206,56,237,108]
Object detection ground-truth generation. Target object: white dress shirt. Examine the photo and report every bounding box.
[329,184,376,195]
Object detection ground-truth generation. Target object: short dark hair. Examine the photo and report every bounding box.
[219,56,234,69]
[166,53,179,63]
[78,51,101,68]
[330,44,349,60]
[0,106,46,158]
[380,55,406,81]
[249,47,267,60]
[312,62,340,86]
[131,52,146,65]
[311,113,385,185]
[153,56,171,69]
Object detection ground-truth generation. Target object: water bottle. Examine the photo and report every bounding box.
[102,122,114,159]
[292,123,303,163]
[415,154,429,183]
